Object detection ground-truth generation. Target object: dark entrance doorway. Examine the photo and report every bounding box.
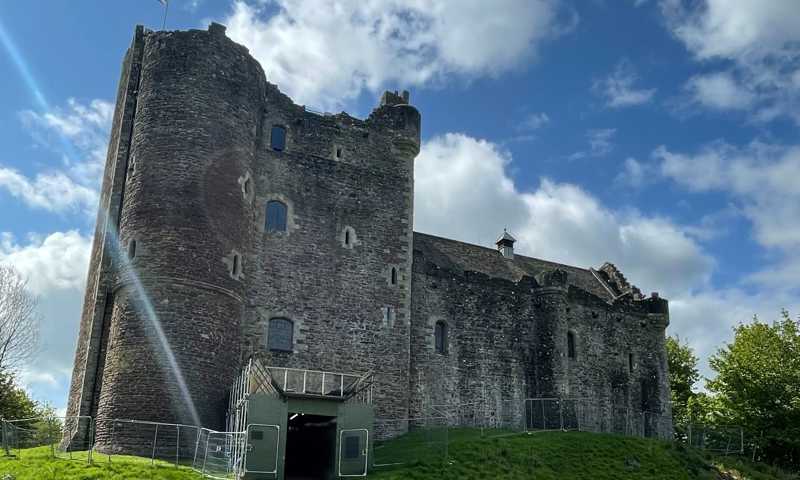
[284,413,337,480]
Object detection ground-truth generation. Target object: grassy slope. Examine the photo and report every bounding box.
[371,430,798,480]
[0,447,204,480]
[0,431,794,479]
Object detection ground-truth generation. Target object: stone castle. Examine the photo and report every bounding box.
[66,23,672,475]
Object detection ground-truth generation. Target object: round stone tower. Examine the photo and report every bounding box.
[86,24,266,450]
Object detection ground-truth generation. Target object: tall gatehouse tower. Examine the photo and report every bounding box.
[66,22,420,447]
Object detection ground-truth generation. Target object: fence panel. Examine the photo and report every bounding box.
[1,416,94,463]
[372,417,449,469]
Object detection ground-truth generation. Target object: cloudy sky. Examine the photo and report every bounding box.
[1,0,799,412]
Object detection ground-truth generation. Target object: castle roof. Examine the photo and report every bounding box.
[413,231,615,301]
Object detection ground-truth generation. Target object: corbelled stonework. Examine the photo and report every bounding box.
[66,23,673,449]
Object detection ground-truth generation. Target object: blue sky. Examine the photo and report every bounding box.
[1,0,799,413]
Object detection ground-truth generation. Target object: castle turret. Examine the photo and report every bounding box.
[66,23,268,451]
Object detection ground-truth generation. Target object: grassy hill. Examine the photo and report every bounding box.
[371,430,797,480]
[0,430,795,479]
[0,447,203,480]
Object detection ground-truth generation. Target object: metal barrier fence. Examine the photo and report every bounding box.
[99,419,201,467]
[524,398,671,439]
[100,419,249,478]
[685,424,744,455]
[373,416,450,469]
[1,415,94,463]
[191,428,246,479]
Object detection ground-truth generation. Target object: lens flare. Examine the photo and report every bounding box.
[108,228,201,427]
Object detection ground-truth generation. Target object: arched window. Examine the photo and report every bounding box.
[128,239,137,260]
[390,267,398,285]
[270,125,286,151]
[267,318,293,352]
[434,321,448,354]
[266,201,287,232]
[567,331,576,359]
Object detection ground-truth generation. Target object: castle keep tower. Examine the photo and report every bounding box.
[66,22,419,454]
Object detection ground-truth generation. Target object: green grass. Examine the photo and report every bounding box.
[0,431,794,479]
[370,430,799,480]
[0,446,204,480]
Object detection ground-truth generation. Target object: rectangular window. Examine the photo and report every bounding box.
[270,125,286,151]
[344,436,360,459]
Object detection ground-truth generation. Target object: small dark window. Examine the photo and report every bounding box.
[270,125,286,151]
[231,253,241,276]
[128,240,137,260]
[344,229,351,246]
[266,201,287,232]
[435,321,448,354]
[628,353,634,373]
[390,267,398,285]
[567,331,576,359]
[243,177,252,196]
[268,318,293,352]
[335,147,343,159]
[344,435,360,459]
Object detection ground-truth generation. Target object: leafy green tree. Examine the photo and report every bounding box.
[0,371,37,421]
[666,335,700,427]
[707,310,800,468]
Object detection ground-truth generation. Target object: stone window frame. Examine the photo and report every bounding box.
[255,192,298,236]
[381,306,396,328]
[266,200,288,232]
[332,144,344,161]
[127,239,137,260]
[258,193,296,236]
[266,317,294,352]
[628,352,635,373]
[239,171,254,203]
[386,264,400,286]
[270,124,287,152]
[340,225,360,249]
[223,249,244,281]
[567,330,577,360]
[434,320,449,355]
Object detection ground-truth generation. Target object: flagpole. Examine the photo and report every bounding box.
[161,0,169,30]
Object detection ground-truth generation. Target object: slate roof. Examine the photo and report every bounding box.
[413,231,615,301]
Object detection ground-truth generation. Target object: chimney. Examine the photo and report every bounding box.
[495,229,516,259]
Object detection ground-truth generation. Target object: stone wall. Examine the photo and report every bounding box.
[409,233,672,438]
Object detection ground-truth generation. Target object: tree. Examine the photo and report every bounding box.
[0,265,40,372]
[0,370,38,420]
[666,335,700,427]
[707,311,800,468]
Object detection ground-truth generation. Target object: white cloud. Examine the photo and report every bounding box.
[224,0,571,110]
[19,98,113,184]
[3,98,113,217]
[0,168,98,215]
[594,60,656,108]
[415,133,712,297]
[0,230,91,295]
[661,0,800,123]
[685,71,754,110]
[414,131,798,384]
[568,128,617,160]
[520,112,551,131]
[615,157,649,187]
[654,141,800,288]
[0,231,91,409]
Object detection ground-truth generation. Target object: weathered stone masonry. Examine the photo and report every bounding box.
[66,23,672,448]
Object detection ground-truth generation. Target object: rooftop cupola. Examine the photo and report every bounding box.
[495,229,517,259]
